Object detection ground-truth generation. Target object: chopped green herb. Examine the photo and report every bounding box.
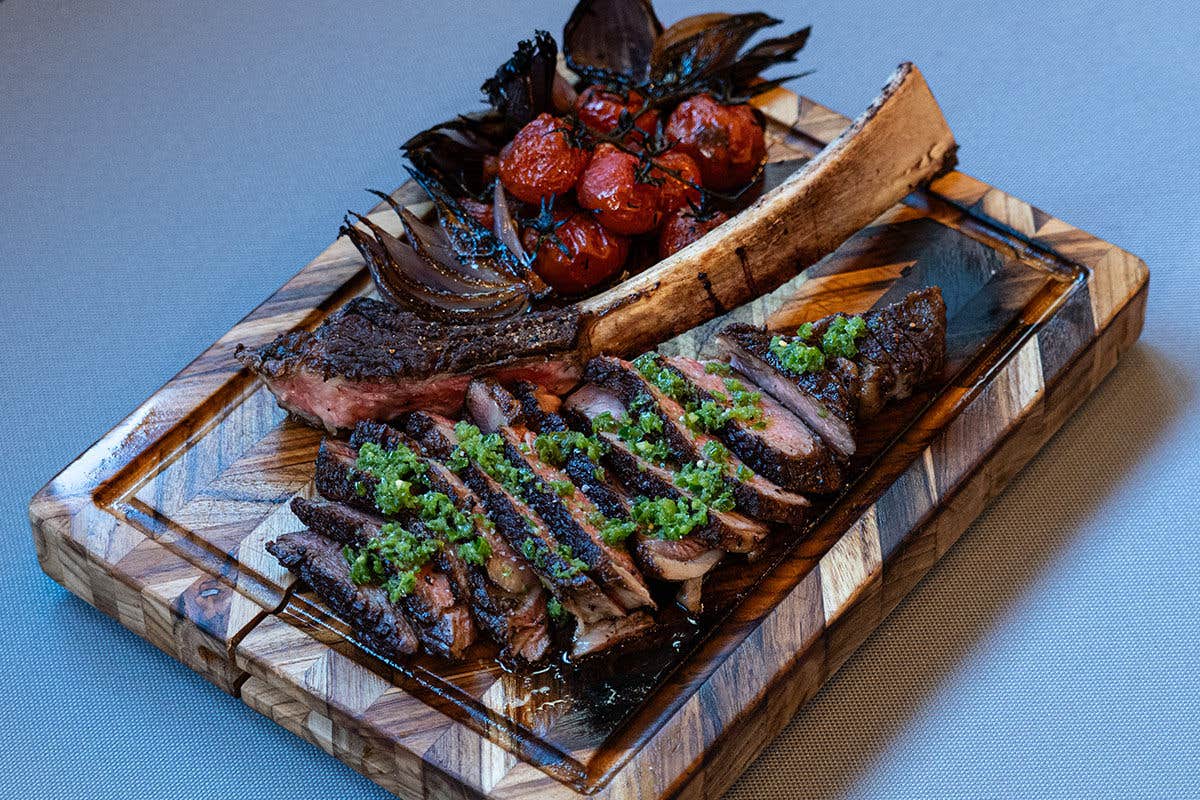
[633,352,690,398]
[704,361,732,376]
[520,536,588,579]
[821,315,866,359]
[548,479,575,498]
[456,536,492,566]
[343,521,439,602]
[546,597,567,622]
[533,430,606,466]
[769,333,826,375]
[453,421,534,496]
[591,411,618,433]
[630,496,709,541]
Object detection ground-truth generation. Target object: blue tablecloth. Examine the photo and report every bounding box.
[2,1,1196,797]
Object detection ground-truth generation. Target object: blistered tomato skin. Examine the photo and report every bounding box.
[576,144,663,235]
[522,210,630,295]
[499,113,590,204]
[658,208,730,260]
[651,150,703,216]
[665,94,766,192]
[574,85,659,144]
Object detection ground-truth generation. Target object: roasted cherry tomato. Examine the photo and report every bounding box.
[499,113,589,204]
[522,208,630,295]
[458,197,494,230]
[650,149,703,216]
[576,143,662,235]
[665,94,765,192]
[658,207,730,259]
[574,85,659,144]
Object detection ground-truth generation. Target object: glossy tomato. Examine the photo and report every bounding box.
[498,113,589,204]
[665,94,765,192]
[658,207,730,259]
[522,208,629,295]
[650,149,703,215]
[576,143,662,235]
[574,85,659,144]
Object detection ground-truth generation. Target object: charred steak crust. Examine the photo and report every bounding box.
[403,412,625,624]
[720,324,861,429]
[236,296,581,382]
[340,421,551,663]
[663,356,844,494]
[267,530,419,659]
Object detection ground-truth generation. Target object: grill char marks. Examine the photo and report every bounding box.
[505,381,723,612]
[583,356,812,526]
[402,411,626,629]
[289,497,476,660]
[465,381,655,614]
[663,356,844,494]
[717,324,860,456]
[234,296,582,432]
[267,530,419,660]
[716,288,948,457]
[563,383,767,555]
[302,427,551,663]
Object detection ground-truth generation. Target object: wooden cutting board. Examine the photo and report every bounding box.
[30,88,1147,800]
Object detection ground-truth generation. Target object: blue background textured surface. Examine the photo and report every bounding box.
[2,1,1198,797]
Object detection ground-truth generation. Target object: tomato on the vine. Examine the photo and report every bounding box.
[665,94,765,192]
[658,207,730,259]
[574,85,659,144]
[576,144,663,235]
[498,113,589,204]
[521,208,630,295]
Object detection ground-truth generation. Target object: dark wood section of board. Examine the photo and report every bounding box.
[30,88,1147,800]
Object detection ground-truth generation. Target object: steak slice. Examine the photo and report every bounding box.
[584,356,812,526]
[503,381,723,611]
[716,288,948,457]
[289,497,476,660]
[235,296,582,432]
[716,324,861,456]
[307,432,550,662]
[267,530,418,660]
[564,383,767,554]
[403,411,626,626]
[663,356,844,494]
[349,422,540,596]
[465,381,655,614]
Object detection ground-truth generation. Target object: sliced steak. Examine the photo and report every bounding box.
[502,381,724,609]
[289,497,476,659]
[235,296,582,432]
[403,411,626,625]
[564,383,767,553]
[584,356,811,526]
[716,324,860,457]
[663,356,844,494]
[349,421,540,595]
[267,530,419,660]
[466,381,655,613]
[307,431,550,662]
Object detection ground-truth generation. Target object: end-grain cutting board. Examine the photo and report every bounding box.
[30,88,1147,800]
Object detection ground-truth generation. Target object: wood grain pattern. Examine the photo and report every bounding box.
[30,85,1146,800]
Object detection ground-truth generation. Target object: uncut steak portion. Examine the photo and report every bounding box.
[267,530,419,660]
[235,296,581,432]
